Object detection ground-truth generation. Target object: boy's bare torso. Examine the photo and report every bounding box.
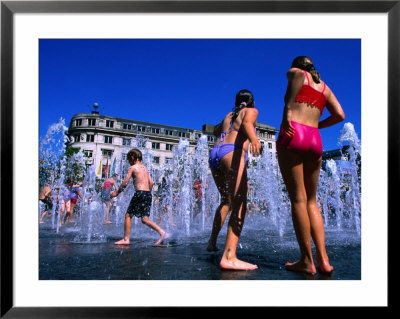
[130,163,152,191]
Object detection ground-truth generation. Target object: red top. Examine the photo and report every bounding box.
[103,180,113,190]
[295,71,327,114]
[193,181,202,200]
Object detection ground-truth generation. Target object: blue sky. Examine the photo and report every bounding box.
[39,39,360,151]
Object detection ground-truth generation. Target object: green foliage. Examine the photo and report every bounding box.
[63,147,86,183]
[65,146,80,158]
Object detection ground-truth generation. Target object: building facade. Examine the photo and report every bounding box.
[67,109,278,178]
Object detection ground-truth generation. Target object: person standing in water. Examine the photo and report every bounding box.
[277,56,345,275]
[58,179,71,226]
[39,183,53,223]
[68,181,82,222]
[207,89,262,271]
[111,148,168,246]
[101,174,118,223]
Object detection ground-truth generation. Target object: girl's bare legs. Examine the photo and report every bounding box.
[115,213,132,245]
[61,201,71,224]
[278,149,316,275]
[59,201,65,226]
[141,216,169,245]
[68,203,75,223]
[207,168,231,252]
[219,152,258,270]
[105,201,112,223]
[40,209,48,223]
[304,156,334,274]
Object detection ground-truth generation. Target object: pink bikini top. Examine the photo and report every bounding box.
[103,180,113,190]
[295,71,327,114]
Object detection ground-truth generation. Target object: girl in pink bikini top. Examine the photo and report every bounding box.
[295,70,327,113]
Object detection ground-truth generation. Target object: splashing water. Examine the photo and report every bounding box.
[39,118,69,233]
[338,122,361,235]
[39,121,361,242]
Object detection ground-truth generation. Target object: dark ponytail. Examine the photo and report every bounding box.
[232,89,254,123]
[291,56,321,84]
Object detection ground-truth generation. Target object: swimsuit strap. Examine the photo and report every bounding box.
[305,70,326,94]
[321,82,326,94]
[304,70,310,85]
[219,129,239,145]
[219,131,227,144]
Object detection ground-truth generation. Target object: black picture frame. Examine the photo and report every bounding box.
[1,0,395,317]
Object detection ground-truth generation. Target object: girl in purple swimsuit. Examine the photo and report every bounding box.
[207,89,262,271]
[277,56,345,275]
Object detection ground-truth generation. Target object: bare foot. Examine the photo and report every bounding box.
[220,257,258,270]
[206,241,218,252]
[105,220,112,224]
[285,261,316,275]
[154,231,169,245]
[316,256,334,274]
[114,238,130,245]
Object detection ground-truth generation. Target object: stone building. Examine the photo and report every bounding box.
[67,108,278,178]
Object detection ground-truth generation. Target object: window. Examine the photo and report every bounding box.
[122,138,131,146]
[75,119,82,126]
[268,142,272,149]
[178,131,186,137]
[166,144,173,151]
[153,156,160,164]
[74,134,81,142]
[195,133,201,139]
[151,128,160,134]
[152,142,160,150]
[86,134,94,142]
[88,118,96,126]
[84,150,93,158]
[165,158,172,164]
[207,136,214,142]
[123,123,132,130]
[165,129,173,136]
[104,136,113,144]
[122,153,127,161]
[137,125,146,132]
[137,140,146,148]
[102,150,113,158]
[106,120,114,128]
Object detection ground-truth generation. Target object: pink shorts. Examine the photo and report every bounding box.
[277,121,323,157]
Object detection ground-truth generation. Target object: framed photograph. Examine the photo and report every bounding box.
[1,0,395,317]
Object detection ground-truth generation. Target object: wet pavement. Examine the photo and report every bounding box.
[39,219,361,280]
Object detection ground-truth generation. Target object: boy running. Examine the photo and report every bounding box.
[111,148,168,245]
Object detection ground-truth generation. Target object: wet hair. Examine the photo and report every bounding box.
[127,148,142,162]
[232,89,255,123]
[291,56,321,84]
